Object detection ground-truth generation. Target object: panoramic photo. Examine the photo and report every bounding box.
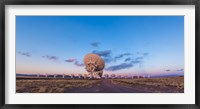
[16,16,184,93]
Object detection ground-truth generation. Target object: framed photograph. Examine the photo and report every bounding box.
[0,0,199,108]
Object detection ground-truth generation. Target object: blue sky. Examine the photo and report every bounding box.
[16,16,184,76]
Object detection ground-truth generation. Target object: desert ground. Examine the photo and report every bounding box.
[16,76,184,93]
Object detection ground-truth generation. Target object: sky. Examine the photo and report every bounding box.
[16,16,184,76]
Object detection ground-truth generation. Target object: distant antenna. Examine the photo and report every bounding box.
[78,74,82,79]
[104,74,109,79]
[71,74,74,79]
[123,75,126,79]
[62,74,65,78]
[111,74,116,79]
[54,74,56,78]
[84,74,87,79]
[118,75,121,79]
[37,73,40,78]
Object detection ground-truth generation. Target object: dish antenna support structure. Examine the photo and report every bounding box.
[84,53,105,79]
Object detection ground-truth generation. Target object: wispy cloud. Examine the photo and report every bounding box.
[165,69,171,72]
[18,51,31,57]
[106,63,133,71]
[124,57,132,62]
[74,61,84,67]
[135,57,143,61]
[123,52,148,62]
[64,58,76,62]
[102,58,113,63]
[143,52,149,56]
[131,60,142,64]
[92,50,113,63]
[176,69,184,72]
[114,53,132,60]
[91,50,149,71]
[92,50,111,58]
[124,56,144,63]
[42,55,58,61]
[91,42,101,47]
[64,58,84,67]
[106,56,144,71]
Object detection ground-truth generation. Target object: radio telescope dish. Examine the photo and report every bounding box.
[84,53,105,79]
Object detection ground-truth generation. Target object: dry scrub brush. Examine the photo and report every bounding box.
[111,76,184,93]
[16,79,101,93]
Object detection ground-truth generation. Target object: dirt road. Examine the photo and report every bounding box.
[65,79,149,93]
